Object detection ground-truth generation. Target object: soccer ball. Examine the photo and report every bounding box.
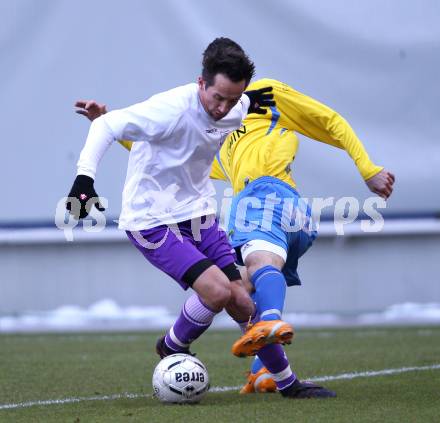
[152,354,210,404]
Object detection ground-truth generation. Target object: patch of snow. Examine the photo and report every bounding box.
[1,300,440,333]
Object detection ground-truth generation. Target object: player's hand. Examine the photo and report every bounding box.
[244,86,275,114]
[66,175,105,219]
[75,100,107,121]
[365,169,395,200]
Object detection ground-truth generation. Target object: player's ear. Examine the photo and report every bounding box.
[198,76,206,91]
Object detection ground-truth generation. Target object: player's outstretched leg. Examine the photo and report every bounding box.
[232,263,293,356]
[232,262,335,398]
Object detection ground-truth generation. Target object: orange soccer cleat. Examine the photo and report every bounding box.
[232,320,294,357]
[239,367,277,394]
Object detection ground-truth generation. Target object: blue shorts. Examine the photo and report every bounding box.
[228,176,317,286]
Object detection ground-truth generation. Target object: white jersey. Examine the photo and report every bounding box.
[77,83,250,231]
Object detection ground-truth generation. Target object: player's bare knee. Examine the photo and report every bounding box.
[208,283,231,310]
[244,251,284,277]
[193,267,231,311]
[229,282,255,317]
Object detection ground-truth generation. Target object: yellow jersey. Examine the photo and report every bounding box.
[119,78,382,194]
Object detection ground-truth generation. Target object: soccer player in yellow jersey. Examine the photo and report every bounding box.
[76,79,394,398]
[209,79,394,393]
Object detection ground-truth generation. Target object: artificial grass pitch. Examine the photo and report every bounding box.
[1,327,439,422]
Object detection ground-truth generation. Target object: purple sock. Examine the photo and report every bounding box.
[164,294,217,352]
[257,343,296,390]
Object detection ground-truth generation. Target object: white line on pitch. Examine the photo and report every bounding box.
[209,363,440,392]
[1,363,439,410]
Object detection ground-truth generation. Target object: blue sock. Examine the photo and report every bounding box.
[251,265,286,321]
[250,265,287,374]
[251,356,264,373]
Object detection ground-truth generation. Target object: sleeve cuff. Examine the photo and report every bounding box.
[362,165,383,181]
[76,169,96,180]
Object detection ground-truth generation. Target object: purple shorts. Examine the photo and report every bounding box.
[126,215,236,290]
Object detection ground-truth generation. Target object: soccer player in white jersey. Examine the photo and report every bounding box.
[67,38,325,400]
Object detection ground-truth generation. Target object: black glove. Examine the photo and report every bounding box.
[244,86,275,114]
[66,175,105,219]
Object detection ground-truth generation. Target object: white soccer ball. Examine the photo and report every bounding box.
[152,353,210,404]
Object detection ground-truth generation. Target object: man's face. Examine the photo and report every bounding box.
[198,74,247,121]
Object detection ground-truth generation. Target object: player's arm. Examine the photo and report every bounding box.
[66,111,114,219]
[67,98,167,218]
[261,80,394,199]
[75,100,133,151]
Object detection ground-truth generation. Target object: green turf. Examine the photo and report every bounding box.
[1,327,440,422]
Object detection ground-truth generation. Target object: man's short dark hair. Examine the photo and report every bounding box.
[202,37,255,88]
